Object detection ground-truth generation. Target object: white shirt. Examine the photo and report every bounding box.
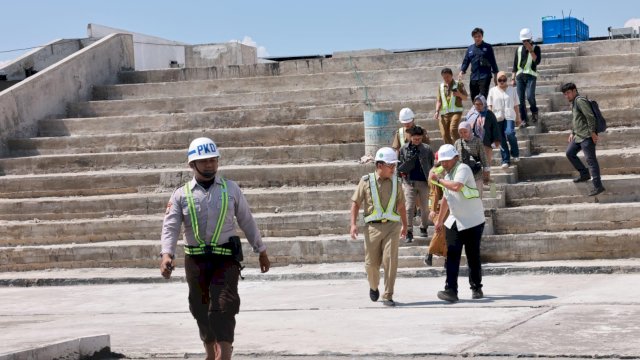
[443,163,485,231]
[487,86,519,121]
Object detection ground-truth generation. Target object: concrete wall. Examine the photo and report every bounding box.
[88,23,185,70]
[0,33,134,156]
[185,42,257,68]
[0,38,88,81]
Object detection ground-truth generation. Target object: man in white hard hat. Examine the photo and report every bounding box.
[350,147,408,307]
[511,28,541,128]
[392,107,430,152]
[160,137,270,360]
[429,144,485,303]
[435,67,469,145]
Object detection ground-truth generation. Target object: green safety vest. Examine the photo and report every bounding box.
[439,82,464,115]
[183,179,233,256]
[430,163,480,199]
[398,127,406,147]
[364,173,401,223]
[516,46,538,77]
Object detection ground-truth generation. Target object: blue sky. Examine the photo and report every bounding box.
[1,0,638,63]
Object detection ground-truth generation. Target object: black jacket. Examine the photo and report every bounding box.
[398,143,435,181]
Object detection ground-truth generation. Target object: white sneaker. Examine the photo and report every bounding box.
[501,163,509,169]
[513,157,520,163]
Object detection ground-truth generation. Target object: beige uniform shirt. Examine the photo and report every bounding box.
[161,177,266,256]
[351,173,405,219]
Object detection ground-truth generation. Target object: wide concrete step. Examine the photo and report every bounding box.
[68,82,553,118]
[542,69,640,89]
[0,210,363,247]
[531,126,640,154]
[483,228,640,262]
[95,64,560,100]
[494,202,640,234]
[38,109,361,137]
[1,143,364,175]
[490,139,531,163]
[69,83,438,118]
[505,174,640,207]
[0,184,504,224]
[8,123,362,156]
[542,107,640,132]
[572,54,640,73]
[516,148,640,180]
[545,86,640,113]
[118,50,571,83]
[0,162,517,199]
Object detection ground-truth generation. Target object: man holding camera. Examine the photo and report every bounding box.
[511,28,541,128]
[435,68,468,145]
[398,126,435,242]
[160,137,270,360]
[458,27,499,101]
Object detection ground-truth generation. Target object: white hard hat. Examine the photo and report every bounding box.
[519,28,533,41]
[437,144,459,161]
[399,108,415,124]
[375,147,400,164]
[187,137,220,163]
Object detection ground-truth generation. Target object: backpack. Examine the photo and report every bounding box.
[577,96,607,133]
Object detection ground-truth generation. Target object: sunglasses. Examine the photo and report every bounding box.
[498,78,507,83]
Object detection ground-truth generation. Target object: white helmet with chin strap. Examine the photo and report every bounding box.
[187,137,220,163]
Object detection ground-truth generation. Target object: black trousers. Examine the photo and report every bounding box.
[445,221,485,293]
[470,77,491,101]
[566,138,602,188]
[185,254,240,343]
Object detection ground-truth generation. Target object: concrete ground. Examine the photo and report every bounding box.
[1,263,639,359]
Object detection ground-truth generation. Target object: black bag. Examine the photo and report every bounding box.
[578,96,607,133]
[459,143,483,175]
[220,236,244,263]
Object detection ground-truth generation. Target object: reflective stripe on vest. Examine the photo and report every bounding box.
[364,173,401,223]
[445,163,480,199]
[398,127,406,147]
[439,82,464,115]
[183,179,232,256]
[516,46,538,77]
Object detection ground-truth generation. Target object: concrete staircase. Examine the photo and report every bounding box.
[0,39,639,273]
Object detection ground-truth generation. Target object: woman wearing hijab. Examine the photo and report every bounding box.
[488,71,520,168]
[465,94,501,180]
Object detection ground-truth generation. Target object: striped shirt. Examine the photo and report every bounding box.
[454,137,490,180]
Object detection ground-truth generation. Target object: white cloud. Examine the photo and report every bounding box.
[230,36,269,58]
[624,18,640,29]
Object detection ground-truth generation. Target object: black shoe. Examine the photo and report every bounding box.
[369,288,380,302]
[382,299,396,307]
[588,186,605,196]
[420,227,428,236]
[424,254,433,266]
[437,289,459,303]
[472,288,484,299]
[405,231,413,243]
[531,113,538,123]
[573,175,591,183]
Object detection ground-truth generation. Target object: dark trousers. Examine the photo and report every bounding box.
[516,74,538,121]
[445,221,485,293]
[185,254,240,344]
[566,138,603,188]
[470,77,491,101]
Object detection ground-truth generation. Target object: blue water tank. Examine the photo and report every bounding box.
[542,16,589,44]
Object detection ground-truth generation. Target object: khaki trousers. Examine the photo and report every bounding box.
[439,112,463,145]
[475,178,484,198]
[364,221,401,300]
[403,180,429,229]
